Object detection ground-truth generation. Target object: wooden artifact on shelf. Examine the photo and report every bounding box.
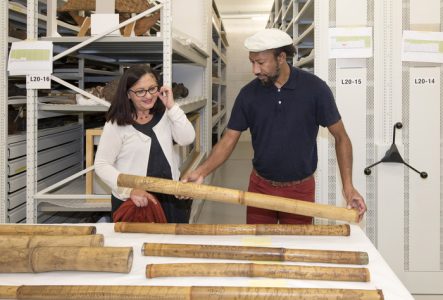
[143,243,369,265]
[77,16,91,37]
[122,12,160,36]
[0,285,384,300]
[58,0,160,37]
[117,174,360,223]
[0,246,132,273]
[0,224,96,235]
[85,128,109,203]
[0,235,104,248]
[146,262,370,282]
[114,222,351,236]
[58,0,151,13]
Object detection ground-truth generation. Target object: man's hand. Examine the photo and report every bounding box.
[181,169,205,184]
[130,189,156,207]
[343,187,367,222]
[176,170,205,200]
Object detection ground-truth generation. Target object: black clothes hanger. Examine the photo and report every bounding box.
[364,122,428,178]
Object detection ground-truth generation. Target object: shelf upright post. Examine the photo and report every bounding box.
[46,0,60,37]
[313,0,330,223]
[78,57,85,170]
[0,0,8,223]
[162,0,172,86]
[26,0,39,223]
[217,35,222,139]
[203,0,211,156]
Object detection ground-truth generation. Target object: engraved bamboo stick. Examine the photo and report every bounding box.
[117,174,359,223]
[0,246,132,273]
[0,225,96,235]
[0,234,104,248]
[0,286,17,299]
[115,222,351,236]
[143,243,369,265]
[0,285,384,300]
[146,263,370,282]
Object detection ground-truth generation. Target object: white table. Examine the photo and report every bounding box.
[1,223,412,299]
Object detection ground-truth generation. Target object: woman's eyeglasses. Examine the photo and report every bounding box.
[129,86,159,97]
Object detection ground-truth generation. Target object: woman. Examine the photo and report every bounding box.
[94,64,195,223]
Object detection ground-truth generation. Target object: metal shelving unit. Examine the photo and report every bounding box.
[211,0,228,145]
[268,0,314,70]
[8,1,79,36]
[2,0,214,223]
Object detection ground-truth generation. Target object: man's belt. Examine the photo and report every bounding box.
[253,169,313,187]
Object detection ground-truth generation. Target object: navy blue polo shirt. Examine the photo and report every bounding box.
[227,66,340,182]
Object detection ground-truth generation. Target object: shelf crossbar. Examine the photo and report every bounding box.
[51,75,110,107]
[35,166,94,196]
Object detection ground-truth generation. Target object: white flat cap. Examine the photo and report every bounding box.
[244,28,293,52]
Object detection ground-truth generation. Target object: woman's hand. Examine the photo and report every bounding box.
[158,85,175,109]
[129,189,156,207]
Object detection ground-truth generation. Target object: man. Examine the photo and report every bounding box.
[183,28,366,224]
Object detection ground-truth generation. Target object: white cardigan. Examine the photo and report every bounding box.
[94,104,195,200]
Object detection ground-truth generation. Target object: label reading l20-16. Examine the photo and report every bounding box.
[26,74,51,89]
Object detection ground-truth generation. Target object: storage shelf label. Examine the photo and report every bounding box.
[7,41,53,76]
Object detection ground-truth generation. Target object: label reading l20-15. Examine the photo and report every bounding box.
[340,78,362,85]
[26,74,51,89]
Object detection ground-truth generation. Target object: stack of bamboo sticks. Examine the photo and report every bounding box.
[0,224,132,274]
[0,172,384,299]
[0,223,383,300]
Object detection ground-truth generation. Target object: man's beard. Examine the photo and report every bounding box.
[258,64,280,87]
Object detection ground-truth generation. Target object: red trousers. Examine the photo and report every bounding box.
[247,170,315,224]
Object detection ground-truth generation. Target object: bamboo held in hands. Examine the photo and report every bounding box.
[143,243,369,265]
[114,222,351,236]
[0,235,104,248]
[117,174,359,223]
[0,285,384,300]
[146,263,370,282]
[0,224,96,235]
[0,246,133,273]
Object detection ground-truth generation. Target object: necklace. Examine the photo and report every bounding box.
[136,112,152,123]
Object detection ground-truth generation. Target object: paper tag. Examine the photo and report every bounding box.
[329,27,373,59]
[402,30,443,63]
[8,41,53,76]
[26,74,51,89]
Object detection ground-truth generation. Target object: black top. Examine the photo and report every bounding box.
[227,66,341,182]
[133,111,172,180]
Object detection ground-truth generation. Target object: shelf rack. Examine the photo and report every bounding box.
[2,0,216,223]
[268,0,314,69]
[211,0,228,145]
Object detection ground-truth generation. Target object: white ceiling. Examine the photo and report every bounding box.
[214,0,274,15]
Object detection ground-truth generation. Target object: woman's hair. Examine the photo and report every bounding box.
[106,64,165,125]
